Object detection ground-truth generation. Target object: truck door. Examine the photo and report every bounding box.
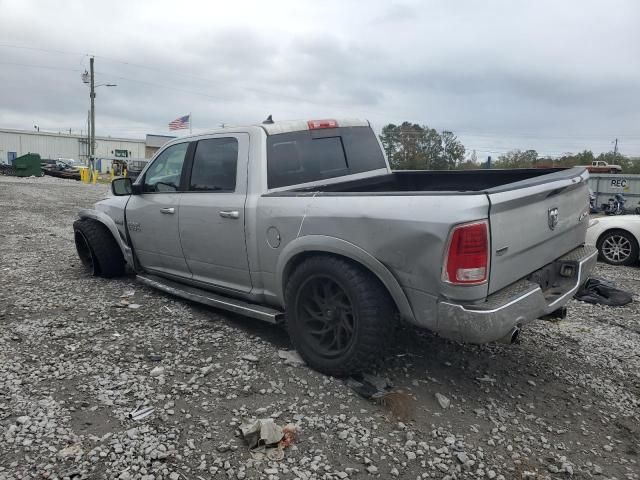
[178,133,252,293]
[126,142,192,278]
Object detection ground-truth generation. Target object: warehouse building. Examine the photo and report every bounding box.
[0,128,175,167]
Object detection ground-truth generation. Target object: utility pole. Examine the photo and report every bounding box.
[613,138,618,156]
[87,110,90,165]
[90,56,96,176]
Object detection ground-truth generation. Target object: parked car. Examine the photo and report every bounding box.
[73,118,596,375]
[587,215,640,266]
[580,160,622,174]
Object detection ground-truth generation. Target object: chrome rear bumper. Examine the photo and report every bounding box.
[436,244,598,344]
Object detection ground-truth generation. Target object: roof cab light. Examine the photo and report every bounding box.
[307,119,338,130]
[443,220,490,285]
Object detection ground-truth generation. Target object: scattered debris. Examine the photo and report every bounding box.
[57,444,83,460]
[347,375,415,420]
[239,418,284,449]
[277,349,305,366]
[476,375,497,384]
[574,277,633,306]
[376,390,416,421]
[149,366,165,377]
[279,424,299,449]
[128,405,155,421]
[239,419,298,461]
[435,392,450,409]
[346,374,392,398]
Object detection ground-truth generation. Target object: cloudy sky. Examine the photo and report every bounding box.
[1,0,639,158]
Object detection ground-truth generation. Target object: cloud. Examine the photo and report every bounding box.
[0,0,639,156]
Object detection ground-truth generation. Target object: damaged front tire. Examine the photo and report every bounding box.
[73,218,125,278]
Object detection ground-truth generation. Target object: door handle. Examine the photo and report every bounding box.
[160,207,175,214]
[219,210,239,219]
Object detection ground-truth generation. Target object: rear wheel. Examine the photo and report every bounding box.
[597,230,639,266]
[73,218,125,277]
[285,255,396,376]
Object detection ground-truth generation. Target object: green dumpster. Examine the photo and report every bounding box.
[13,153,42,177]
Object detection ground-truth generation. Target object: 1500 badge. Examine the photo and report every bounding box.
[127,222,141,232]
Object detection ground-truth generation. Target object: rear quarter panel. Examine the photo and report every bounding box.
[257,193,490,303]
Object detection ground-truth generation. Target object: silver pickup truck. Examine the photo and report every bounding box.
[74,118,597,375]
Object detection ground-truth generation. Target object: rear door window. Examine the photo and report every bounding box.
[189,138,239,192]
[267,126,386,189]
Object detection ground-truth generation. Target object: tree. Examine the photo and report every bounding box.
[494,149,538,168]
[378,123,465,170]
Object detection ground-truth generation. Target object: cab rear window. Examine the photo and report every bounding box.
[267,126,386,189]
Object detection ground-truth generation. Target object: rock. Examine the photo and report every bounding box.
[16,416,30,425]
[57,444,83,460]
[455,452,469,464]
[150,366,165,377]
[366,465,378,474]
[435,393,450,409]
[241,354,259,362]
[390,467,399,477]
[406,451,416,460]
[278,350,305,366]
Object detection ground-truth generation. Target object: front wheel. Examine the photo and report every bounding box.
[285,256,396,376]
[597,230,639,266]
[73,218,125,277]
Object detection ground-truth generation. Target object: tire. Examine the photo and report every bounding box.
[610,169,618,174]
[73,218,125,277]
[285,255,396,376]
[597,229,639,266]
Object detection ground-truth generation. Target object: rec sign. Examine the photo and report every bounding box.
[610,178,628,190]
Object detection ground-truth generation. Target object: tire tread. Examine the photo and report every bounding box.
[285,255,396,376]
[73,218,125,277]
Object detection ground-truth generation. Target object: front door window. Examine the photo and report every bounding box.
[143,143,189,192]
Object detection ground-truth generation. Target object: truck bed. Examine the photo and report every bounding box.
[289,168,573,194]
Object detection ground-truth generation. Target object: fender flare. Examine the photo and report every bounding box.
[275,235,415,322]
[77,209,134,266]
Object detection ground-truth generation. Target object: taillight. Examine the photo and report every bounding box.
[307,119,338,129]
[442,220,489,285]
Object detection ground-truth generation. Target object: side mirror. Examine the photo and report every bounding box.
[111,177,133,196]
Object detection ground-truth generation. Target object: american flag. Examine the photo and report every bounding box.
[168,114,190,130]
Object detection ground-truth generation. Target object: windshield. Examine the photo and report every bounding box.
[266,126,386,189]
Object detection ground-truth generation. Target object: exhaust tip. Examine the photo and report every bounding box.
[510,327,520,344]
[497,326,520,344]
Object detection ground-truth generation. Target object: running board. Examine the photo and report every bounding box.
[136,274,284,324]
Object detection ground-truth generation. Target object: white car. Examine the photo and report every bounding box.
[586,215,640,266]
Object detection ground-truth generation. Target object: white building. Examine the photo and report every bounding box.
[0,128,174,168]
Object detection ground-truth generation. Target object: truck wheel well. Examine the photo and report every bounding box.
[282,251,399,314]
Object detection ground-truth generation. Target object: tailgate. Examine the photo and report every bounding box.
[487,167,590,294]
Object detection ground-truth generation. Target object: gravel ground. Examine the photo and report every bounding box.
[0,175,639,480]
